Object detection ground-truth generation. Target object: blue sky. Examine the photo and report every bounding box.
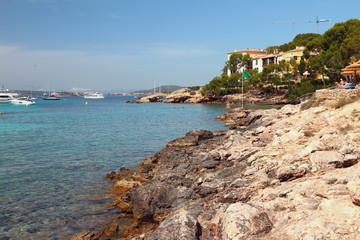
[0,0,359,92]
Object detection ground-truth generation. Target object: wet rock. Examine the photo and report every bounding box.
[106,171,117,179]
[185,129,214,141]
[166,136,199,148]
[69,231,95,240]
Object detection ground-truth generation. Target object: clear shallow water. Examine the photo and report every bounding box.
[0,96,230,240]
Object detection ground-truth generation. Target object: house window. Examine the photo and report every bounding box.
[256,60,258,65]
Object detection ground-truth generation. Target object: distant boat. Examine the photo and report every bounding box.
[28,88,37,100]
[10,97,35,105]
[43,92,60,100]
[83,92,104,99]
[0,87,19,104]
[43,96,60,100]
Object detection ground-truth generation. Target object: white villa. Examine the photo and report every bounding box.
[227,46,306,75]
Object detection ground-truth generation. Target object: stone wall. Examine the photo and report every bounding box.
[314,88,360,101]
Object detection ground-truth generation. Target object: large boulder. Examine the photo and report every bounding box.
[221,203,273,240]
[185,130,214,141]
[164,88,216,103]
[147,210,201,240]
[166,135,199,147]
[127,94,164,103]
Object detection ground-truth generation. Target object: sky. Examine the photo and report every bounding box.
[0,0,359,93]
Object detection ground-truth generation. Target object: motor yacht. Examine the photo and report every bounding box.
[0,91,19,104]
[83,92,104,99]
[10,97,36,105]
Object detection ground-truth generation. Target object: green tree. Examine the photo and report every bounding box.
[298,59,306,76]
[289,58,298,76]
[223,53,252,75]
[321,19,360,72]
[277,33,321,52]
[201,76,223,96]
[307,55,326,85]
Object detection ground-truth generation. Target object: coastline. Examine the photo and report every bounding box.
[71,89,360,239]
[126,87,293,105]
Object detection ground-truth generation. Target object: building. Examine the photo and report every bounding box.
[252,53,282,73]
[227,48,266,76]
[251,46,306,74]
[282,46,305,63]
[227,48,266,61]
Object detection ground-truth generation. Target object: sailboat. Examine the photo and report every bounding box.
[28,87,37,100]
[43,91,60,100]
[43,82,60,100]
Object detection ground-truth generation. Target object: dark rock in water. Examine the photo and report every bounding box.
[106,171,117,179]
[165,130,214,148]
[68,230,95,240]
[106,168,137,180]
[95,222,119,239]
[117,167,137,178]
[185,129,214,141]
[166,135,199,148]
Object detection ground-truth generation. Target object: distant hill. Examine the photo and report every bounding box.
[130,85,184,95]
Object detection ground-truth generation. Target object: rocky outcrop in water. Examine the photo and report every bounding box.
[126,93,165,103]
[164,88,205,103]
[73,96,360,240]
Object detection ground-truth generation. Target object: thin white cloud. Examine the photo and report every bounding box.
[0,45,23,56]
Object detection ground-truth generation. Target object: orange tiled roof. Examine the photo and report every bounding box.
[227,48,266,55]
[252,53,283,60]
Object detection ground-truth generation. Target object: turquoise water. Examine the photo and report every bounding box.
[0,96,229,240]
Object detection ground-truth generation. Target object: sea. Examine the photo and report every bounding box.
[0,96,234,240]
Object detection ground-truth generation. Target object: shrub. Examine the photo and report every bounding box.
[260,85,275,94]
[332,98,356,109]
[188,86,201,91]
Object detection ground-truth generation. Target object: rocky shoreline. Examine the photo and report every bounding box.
[72,90,360,240]
[126,87,292,105]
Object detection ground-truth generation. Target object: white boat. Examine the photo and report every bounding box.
[0,91,19,104]
[83,92,104,99]
[10,97,35,105]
